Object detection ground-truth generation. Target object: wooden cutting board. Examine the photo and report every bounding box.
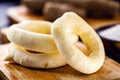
[0,44,120,80]
[7,6,120,29]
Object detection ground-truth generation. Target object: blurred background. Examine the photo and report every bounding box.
[0,0,20,28]
[0,0,120,62]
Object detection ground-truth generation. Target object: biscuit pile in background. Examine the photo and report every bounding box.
[22,0,120,21]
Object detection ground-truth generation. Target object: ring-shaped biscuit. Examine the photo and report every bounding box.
[4,42,87,68]
[51,12,105,74]
[4,43,66,68]
[7,21,78,53]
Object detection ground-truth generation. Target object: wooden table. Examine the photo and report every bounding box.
[0,44,120,80]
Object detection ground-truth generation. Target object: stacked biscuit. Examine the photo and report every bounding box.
[22,0,120,21]
[4,12,105,74]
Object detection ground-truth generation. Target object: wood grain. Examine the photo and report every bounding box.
[0,44,120,80]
